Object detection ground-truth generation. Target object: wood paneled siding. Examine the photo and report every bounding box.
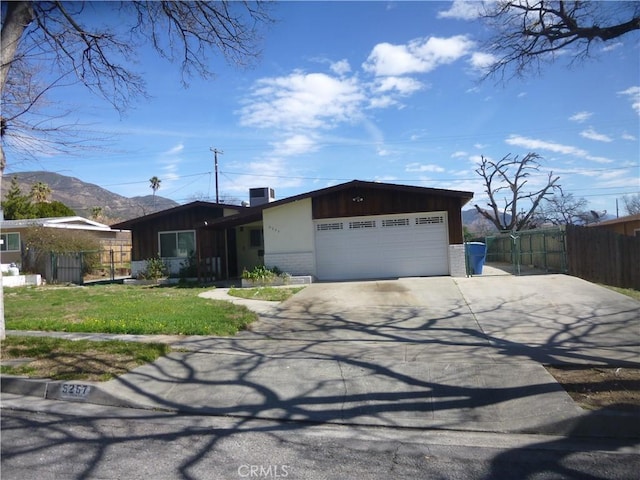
[129,205,227,260]
[311,186,468,244]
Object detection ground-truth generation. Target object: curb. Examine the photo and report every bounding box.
[3,375,638,440]
[1,376,149,411]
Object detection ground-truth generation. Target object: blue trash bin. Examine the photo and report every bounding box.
[466,242,487,275]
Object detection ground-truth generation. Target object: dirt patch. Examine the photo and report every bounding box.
[546,366,640,413]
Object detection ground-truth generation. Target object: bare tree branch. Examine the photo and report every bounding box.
[480,1,640,80]
[474,152,561,231]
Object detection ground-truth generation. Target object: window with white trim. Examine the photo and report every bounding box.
[159,230,195,258]
[0,232,20,252]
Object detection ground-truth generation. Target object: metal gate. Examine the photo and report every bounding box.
[485,227,568,275]
[46,252,84,284]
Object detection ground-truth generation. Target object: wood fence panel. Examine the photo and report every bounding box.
[566,225,640,290]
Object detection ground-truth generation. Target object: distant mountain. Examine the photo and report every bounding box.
[1,171,179,222]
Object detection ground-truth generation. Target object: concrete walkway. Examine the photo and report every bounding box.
[3,273,639,438]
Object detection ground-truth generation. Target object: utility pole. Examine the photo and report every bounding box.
[210,147,223,203]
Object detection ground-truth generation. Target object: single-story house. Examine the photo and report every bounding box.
[110,201,244,277]
[0,216,129,270]
[139,180,469,282]
[115,181,473,281]
[589,213,640,237]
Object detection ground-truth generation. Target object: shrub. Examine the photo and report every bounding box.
[241,265,289,285]
[138,257,168,280]
[22,226,101,275]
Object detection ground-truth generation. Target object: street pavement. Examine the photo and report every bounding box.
[3,269,639,439]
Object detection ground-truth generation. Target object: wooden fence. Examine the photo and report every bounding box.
[566,224,640,290]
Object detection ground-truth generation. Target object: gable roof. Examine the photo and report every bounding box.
[266,180,474,208]
[202,180,474,229]
[0,216,116,232]
[110,200,242,229]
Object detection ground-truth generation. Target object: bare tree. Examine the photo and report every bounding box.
[622,194,640,215]
[0,0,273,339]
[480,1,640,79]
[540,191,589,225]
[475,152,561,231]
[1,1,272,167]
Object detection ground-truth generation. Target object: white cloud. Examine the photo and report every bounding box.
[451,151,468,158]
[618,86,640,114]
[469,51,497,72]
[580,128,613,143]
[163,143,184,155]
[363,35,475,76]
[270,134,318,157]
[330,59,351,76]
[437,0,485,20]
[505,134,613,163]
[373,76,424,95]
[405,163,445,173]
[622,132,637,141]
[568,111,593,123]
[602,42,623,52]
[239,71,364,130]
[368,95,397,109]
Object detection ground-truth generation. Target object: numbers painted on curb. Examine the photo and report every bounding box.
[60,383,91,399]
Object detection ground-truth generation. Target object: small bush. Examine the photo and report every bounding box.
[241,265,290,285]
[138,257,168,280]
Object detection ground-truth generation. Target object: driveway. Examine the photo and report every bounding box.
[95,274,639,435]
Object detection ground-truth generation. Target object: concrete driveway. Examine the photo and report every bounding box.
[86,273,640,436]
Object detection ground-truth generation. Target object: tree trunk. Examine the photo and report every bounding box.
[1,1,34,340]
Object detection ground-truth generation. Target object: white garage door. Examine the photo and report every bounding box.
[314,212,449,281]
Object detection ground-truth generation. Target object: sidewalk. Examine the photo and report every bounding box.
[3,279,639,439]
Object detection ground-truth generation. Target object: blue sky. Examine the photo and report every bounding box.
[6,1,640,217]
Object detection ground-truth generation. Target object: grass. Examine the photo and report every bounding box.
[603,285,640,302]
[228,286,305,302]
[4,284,257,336]
[0,335,170,381]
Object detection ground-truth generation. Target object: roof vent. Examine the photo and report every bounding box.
[249,187,275,207]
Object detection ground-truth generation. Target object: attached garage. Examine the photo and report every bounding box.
[315,212,449,280]
[200,180,474,281]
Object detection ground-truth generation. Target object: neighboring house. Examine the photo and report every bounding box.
[589,213,640,237]
[201,180,474,281]
[0,216,129,268]
[110,201,243,277]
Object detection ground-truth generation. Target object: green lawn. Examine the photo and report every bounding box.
[4,284,257,335]
[1,335,170,381]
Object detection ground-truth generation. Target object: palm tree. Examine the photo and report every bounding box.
[149,176,161,207]
[30,181,51,203]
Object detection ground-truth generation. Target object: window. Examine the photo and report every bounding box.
[249,229,263,248]
[158,231,195,258]
[382,218,409,227]
[349,220,376,229]
[317,222,343,231]
[0,232,20,252]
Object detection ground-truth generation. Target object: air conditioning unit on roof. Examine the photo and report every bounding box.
[249,187,275,207]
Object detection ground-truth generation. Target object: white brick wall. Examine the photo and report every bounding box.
[265,252,315,277]
[448,244,467,277]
